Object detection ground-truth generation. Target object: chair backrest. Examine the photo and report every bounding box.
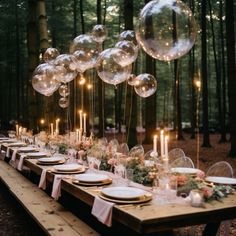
[128,144,144,158]
[168,148,185,162]
[170,156,195,168]
[206,161,234,177]
[118,143,129,155]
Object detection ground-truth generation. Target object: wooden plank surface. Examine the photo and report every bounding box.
[0,160,100,236]
[24,159,236,234]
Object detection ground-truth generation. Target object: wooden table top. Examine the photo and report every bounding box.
[1,144,236,234]
[24,159,236,234]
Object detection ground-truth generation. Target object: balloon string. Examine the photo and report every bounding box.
[102,81,105,137]
[127,87,133,145]
[196,77,201,169]
[67,85,71,132]
[74,76,77,130]
[122,81,128,143]
[113,86,116,140]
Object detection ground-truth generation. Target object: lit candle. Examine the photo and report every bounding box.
[55,119,60,135]
[79,129,82,142]
[19,126,22,135]
[79,110,83,130]
[83,113,86,134]
[164,135,169,158]
[160,130,164,157]
[50,123,53,136]
[153,135,157,153]
[76,129,79,143]
[16,124,19,136]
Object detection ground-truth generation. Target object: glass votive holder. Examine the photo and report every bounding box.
[189,189,204,207]
[158,175,177,200]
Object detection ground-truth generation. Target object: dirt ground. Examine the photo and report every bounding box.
[0,132,236,235]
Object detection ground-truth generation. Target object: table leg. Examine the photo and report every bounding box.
[203,222,221,236]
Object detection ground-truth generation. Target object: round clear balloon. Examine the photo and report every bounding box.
[91,24,108,43]
[127,74,137,86]
[96,48,132,85]
[73,50,94,73]
[69,34,99,69]
[119,30,137,45]
[32,63,63,96]
[53,54,78,83]
[43,48,60,64]
[134,73,157,98]
[59,84,69,97]
[59,97,69,108]
[135,0,197,61]
[115,40,138,66]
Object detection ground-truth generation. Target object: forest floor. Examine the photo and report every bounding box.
[0,132,236,235]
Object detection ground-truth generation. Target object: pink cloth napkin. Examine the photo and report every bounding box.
[17,155,27,171]
[91,196,114,227]
[51,175,62,200]
[11,148,18,162]
[6,147,11,158]
[38,169,47,190]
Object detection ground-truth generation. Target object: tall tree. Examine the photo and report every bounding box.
[27,0,39,130]
[201,0,211,147]
[225,0,236,156]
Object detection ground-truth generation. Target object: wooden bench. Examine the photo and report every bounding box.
[0,160,100,236]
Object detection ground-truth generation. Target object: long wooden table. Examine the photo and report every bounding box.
[1,144,236,235]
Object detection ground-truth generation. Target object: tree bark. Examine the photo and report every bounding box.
[225,0,236,156]
[201,0,211,147]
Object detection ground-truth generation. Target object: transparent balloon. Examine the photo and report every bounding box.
[73,50,95,73]
[134,73,157,98]
[135,0,197,61]
[114,40,138,66]
[43,48,60,64]
[32,63,63,96]
[69,34,99,69]
[59,84,70,97]
[127,74,137,86]
[53,54,78,83]
[119,30,137,45]
[59,97,69,108]
[91,24,108,43]
[96,48,132,85]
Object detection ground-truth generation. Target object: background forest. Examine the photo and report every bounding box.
[0,0,235,155]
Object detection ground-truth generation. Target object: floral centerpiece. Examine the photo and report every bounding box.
[174,171,234,202]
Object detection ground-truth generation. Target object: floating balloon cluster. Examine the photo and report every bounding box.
[32,0,196,106]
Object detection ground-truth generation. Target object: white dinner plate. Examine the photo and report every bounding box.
[74,173,109,183]
[27,152,49,157]
[53,163,83,172]
[101,186,149,200]
[7,142,26,147]
[17,147,37,152]
[171,167,199,174]
[0,137,9,140]
[205,176,236,185]
[38,156,64,163]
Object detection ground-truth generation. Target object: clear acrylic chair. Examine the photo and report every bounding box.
[206,161,234,236]
[170,156,195,168]
[168,148,185,162]
[118,143,129,155]
[206,161,234,177]
[128,144,144,158]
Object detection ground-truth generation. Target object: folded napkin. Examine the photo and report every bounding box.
[91,196,114,227]
[128,181,152,192]
[51,175,62,200]
[38,169,47,190]
[17,155,27,171]
[11,148,18,162]
[6,147,11,158]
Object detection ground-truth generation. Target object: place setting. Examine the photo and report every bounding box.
[72,173,112,186]
[98,186,153,204]
[50,163,86,174]
[36,156,66,165]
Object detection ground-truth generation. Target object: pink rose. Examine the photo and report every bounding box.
[108,158,117,166]
[201,186,213,198]
[196,170,205,179]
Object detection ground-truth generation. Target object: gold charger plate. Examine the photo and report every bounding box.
[72,178,112,186]
[99,193,152,204]
[50,168,86,174]
[37,160,65,165]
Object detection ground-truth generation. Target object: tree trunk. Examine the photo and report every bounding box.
[201,0,211,147]
[27,0,39,131]
[219,0,227,143]
[225,0,236,156]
